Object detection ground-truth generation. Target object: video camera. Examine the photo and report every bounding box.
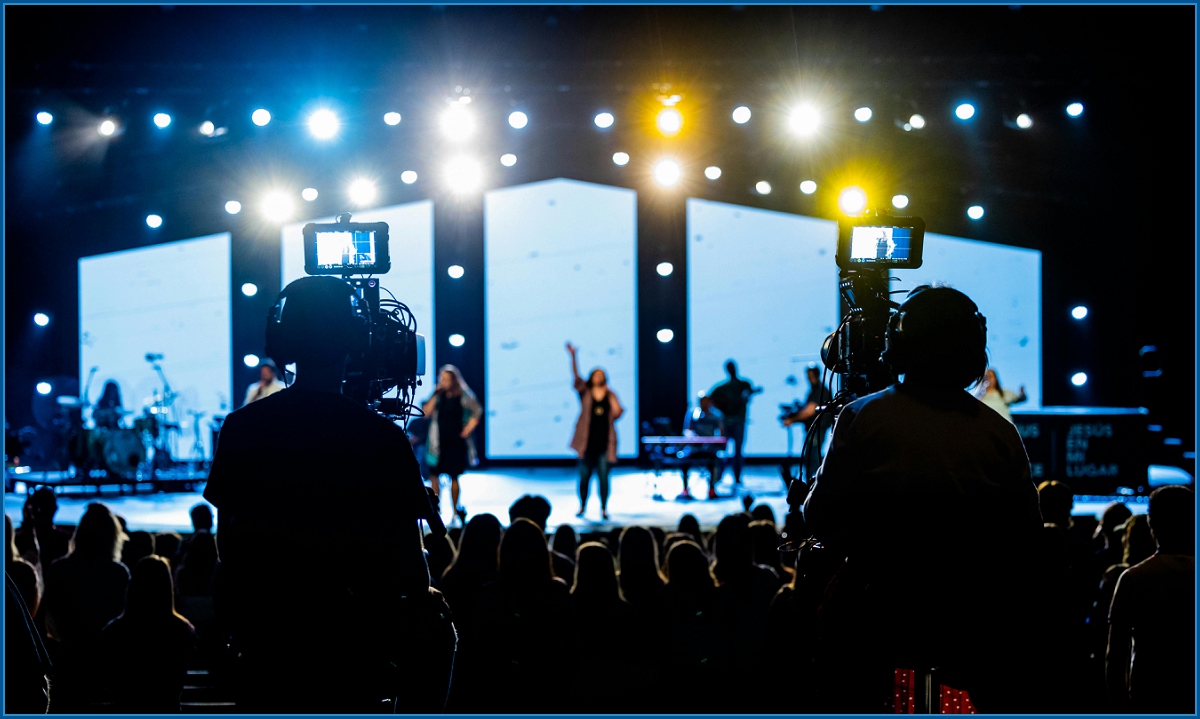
[302,214,426,422]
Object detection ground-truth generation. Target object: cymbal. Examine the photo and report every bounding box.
[56,396,82,407]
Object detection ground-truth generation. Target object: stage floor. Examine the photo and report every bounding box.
[5,465,1156,535]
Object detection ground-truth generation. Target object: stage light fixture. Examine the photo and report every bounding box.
[244,354,260,368]
[242,283,258,297]
[854,106,873,122]
[99,119,117,136]
[251,109,271,127]
[440,105,476,142]
[400,171,418,185]
[656,262,674,277]
[838,187,867,215]
[656,108,683,136]
[508,111,528,129]
[447,265,465,279]
[383,112,401,126]
[302,188,319,201]
[36,382,52,396]
[33,313,49,327]
[1070,372,1088,387]
[755,181,772,195]
[348,179,377,206]
[656,329,675,343]
[891,194,910,209]
[653,159,681,187]
[36,111,53,125]
[612,152,630,166]
[704,166,722,180]
[909,114,926,129]
[146,214,163,229]
[500,153,517,167]
[732,106,752,124]
[448,334,466,347]
[799,180,817,195]
[307,109,339,140]
[594,112,615,129]
[153,113,172,128]
[967,205,985,220]
[261,191,295,223]
[225,200,242,215]
[788,105,820,135]
[1071,305,1088,320]
[444,156,483,193]
[1066,102,1084,118]
[955,103,976,120]
[1016,113,1033,129]
[199,121,215,136]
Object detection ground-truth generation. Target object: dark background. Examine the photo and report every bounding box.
[5,5,1196,464]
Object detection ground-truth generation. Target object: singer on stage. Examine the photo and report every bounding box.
[567,342,623,520]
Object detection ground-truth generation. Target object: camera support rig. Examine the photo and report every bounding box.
[826,266,901,402]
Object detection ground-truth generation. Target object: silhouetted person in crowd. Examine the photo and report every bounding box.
[615,526,666,707]
[121,530,156,569]
[1093,502,1133,573]
[660,540,721,713]
[1089,514,1154,689]
[204,276,449,713]
[6,572,52,714]
[1107,485,1194,713]
[7,514,40,615]
[441,513,502,713]
[509,493,552,530]
[101,556,198,712]
[568,542,633,712]
[13,496,43,567]
[748,518,785,582]
[425,531,457,588]
[17,488,71,567]
[750,503,776,525]
[38,502,130,712]
[803,285,1042,712]
[155,531,182,569]
[678,513,703,545]
[552,524,578,582]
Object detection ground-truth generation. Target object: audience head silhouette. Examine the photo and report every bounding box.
[1121,515,1155,565]
[617,526,663,604]
[887,285,988,389]
[678,514,702,543]
[1037,480,1075,528]
[509,494,552,530]
[712,513,754,584]
[123,555,181,619]
[190,504,213,533]
[448,513,502,578]
[553,524,578,560]
[501,518,554,590]
[663,540,715,596]
[70,503,126,561]
[1147,485,1194,554]
[572,542,618,603]
[30,487,59,527]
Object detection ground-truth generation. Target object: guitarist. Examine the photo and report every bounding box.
[708,360,762,485]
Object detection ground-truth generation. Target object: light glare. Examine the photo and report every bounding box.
[302,188,319,201]
[383,112,402,126]
[657,108,683,135]
[153,113,172,128]
[612,152,630,166]
[955,103,976,120]
[891,194,910,209]
[448,334,466,347]
[838,187,867,215]
[500,153,517,167]
[854,106,873,122]
[440,106,476,141]
[732,106,752,124]
[656,329,675,343]
[261,191,295,223]
[1066,102,1084,117]
[508,111,528,129]
[788,105,820,135]
[348,179,377,206]
[199,121,215,136]
[99,120,116,136]
[400,171,418,185]
[594,112,615,129]
[145,214,163,229]
[36,111,53,125]
[33,313,49,327]
[244,354,260,368]
[447,265,465,279]
[252,109,271,126]
[909,114,926,129]
[656,262,674,277]
[307,109,340,139]
[241,283,259,297]
[444,156,483,193]
[225,200,242,215]
[755,181,772,195]
[1016,113,1033,129]
[1071,305,1089,320]
[653,159,681,187]
[704,166,722,180]
[799,180,817,195]
[36,382,52,396]
[967,205,985,220]
[1071,372,1088,387]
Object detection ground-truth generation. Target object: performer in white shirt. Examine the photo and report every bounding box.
[243,359,286,407]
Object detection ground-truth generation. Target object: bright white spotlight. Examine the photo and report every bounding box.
[500,153,517,167]
[755,181,772,195]
[383,112,402,126]
[348,179,377,206]
[612,152,630,166]
[891,194,910,209]
[199,121,215,136]
[444,156,483,193]
[243,354,260,368]
[967,205,985,220]
[731,106,752,124]
[653,159,681,187]
[153,113,172,128]
[302,187,319,201]
[1066,102,1084,118]
[955,103,976,120]
[440,105,476,142]
[594,112,615,129]
[99,119,117,136]
[508,111,528,129]
[448,334,466,347]
[909,114,926,129]
[1070,372,1088,387]
[36,111,53,125]
[1016,113,1033,129]
[704,166,722,180]
[656,329,675,343]
[400,171,418,185]
[261,191,295,223]
[799,180,817,195]
[307,109,339,140]
[36,382,52,396]
[788,105,820,135]
[145,214,163,229]
[447,265,465,279]
[838,187,867,215]
[33,313,49,327]
[854,106,873,122]
[223,200,241,215]
[656,262,674,277]
[241,283,258,297]
[252,109,271,126]
[1071,305,1088,320]
[657,108,683,135]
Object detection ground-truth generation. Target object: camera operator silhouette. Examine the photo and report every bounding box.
[204,276,453,713]
[802,285,1042,712]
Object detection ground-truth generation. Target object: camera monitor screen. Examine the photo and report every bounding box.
[836,216,924,269]
[303,221,391,275]
[316,230,376,269]
[850,225,912,263]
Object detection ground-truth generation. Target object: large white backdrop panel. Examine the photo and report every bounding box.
[281,200,436,391]
[898,232,1042,407]
[687,199,840,456]
[486,179,638,458]
[79,233,232,460]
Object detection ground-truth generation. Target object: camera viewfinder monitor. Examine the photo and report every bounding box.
[836,216,925,270]
[303,221,391,275]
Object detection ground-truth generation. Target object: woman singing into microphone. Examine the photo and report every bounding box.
[567,343,623,520]
[422,365,482,523]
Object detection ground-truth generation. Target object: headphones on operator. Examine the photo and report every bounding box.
[264,276,370,369]
[881,286,988,377]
